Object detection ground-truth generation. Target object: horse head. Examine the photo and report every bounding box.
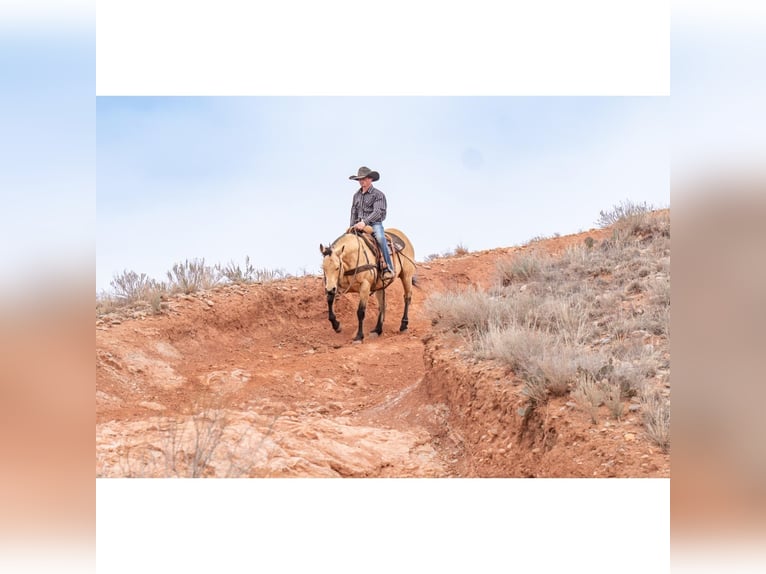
[319,243,345,294]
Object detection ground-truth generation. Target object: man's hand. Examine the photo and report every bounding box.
[354,221,366,231]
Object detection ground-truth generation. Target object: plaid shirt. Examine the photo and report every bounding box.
[350,185,387,227]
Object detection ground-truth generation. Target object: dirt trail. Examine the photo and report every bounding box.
[96,228,670,478]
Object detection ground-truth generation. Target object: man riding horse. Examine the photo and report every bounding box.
[348,166,395,282]
[319,166,416,342]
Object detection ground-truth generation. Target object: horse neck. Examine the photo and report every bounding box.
[338,235,370,269]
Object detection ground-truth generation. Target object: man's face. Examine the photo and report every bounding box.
[359,176,372,191]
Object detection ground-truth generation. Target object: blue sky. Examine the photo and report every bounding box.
[96,96,669,292]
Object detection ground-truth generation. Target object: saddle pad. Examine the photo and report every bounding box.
[386,232,405,253]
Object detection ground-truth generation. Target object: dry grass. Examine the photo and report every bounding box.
[496,249,549,284]
[217,256,288,284]
[426,288,512,335]
[109,270,160,304]
[641,390,670,452]
[572,378,605,424]
[98,256,292,318]
[426,203,670,447]
[424,243,471,261]
[167,258,221,294]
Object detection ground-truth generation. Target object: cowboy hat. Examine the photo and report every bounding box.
[349,166,380,182]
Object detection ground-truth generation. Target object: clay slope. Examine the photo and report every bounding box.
[96,225,670,478]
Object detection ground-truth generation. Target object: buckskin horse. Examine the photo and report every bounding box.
[319,227,416,343]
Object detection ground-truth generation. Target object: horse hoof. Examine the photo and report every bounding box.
[399,325,408,332]
[334,326,342,333]
[352,339,363,345]
[369,332,380,338]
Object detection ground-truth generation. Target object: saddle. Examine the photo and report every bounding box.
[347,226,405,275]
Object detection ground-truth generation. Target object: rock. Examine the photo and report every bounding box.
[624,433,636,441]
[139,401,166,412]
[204,299,214,307]
[629,405,641,412]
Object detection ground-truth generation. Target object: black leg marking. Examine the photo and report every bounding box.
[372,289,385,335]
[327,290,341,332]
[400,294,411,332]
[354,303,366,341]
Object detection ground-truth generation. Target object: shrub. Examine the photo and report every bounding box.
[167,258,221,294]
[597,199,652,228]
[218,257,288,284]
[426,288,512,335]
[602,382,624,420]
[110,269,159,303]
[572,377,605,424]
[453,243,469,256]
[642,391,670,452]
[496,250,546,284]
[474,325,553,371]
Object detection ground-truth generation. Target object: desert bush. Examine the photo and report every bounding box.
[496,250,547,284]
[474,325,553,371]
[572,377,605,424]
[453,243,469,256]
[537,296,594,345]
[648,276,671,307]
[96,291,120,315]
[602,382,624,420]
[426,288,512,335]
[532,352,578,397]
[574,352,612,382]
[217,256,257,284]
[642,390,670,452]
[610,360,646,399]
[110,269,159,303]
[597,199,653,229]
[167,258,221,294]
[217,257,288,284]
[507,348,579,405]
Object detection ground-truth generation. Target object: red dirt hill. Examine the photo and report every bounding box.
[96,225,670,478]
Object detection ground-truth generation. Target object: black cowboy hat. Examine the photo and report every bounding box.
[349,166,380,182]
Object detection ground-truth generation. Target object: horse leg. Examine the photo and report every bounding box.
[371,289,385,336]
[353,282,371,343]
[399,269,412,332]
[326,289,341,333]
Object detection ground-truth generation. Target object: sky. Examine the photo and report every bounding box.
[96,96,670,292]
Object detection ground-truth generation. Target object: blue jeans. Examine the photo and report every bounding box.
[371,222,394,272]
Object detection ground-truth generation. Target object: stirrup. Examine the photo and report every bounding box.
[381,268,394,285]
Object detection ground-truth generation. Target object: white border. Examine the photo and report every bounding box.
[97,0,669,95]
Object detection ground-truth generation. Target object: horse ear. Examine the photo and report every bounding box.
[319,243,327,254]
